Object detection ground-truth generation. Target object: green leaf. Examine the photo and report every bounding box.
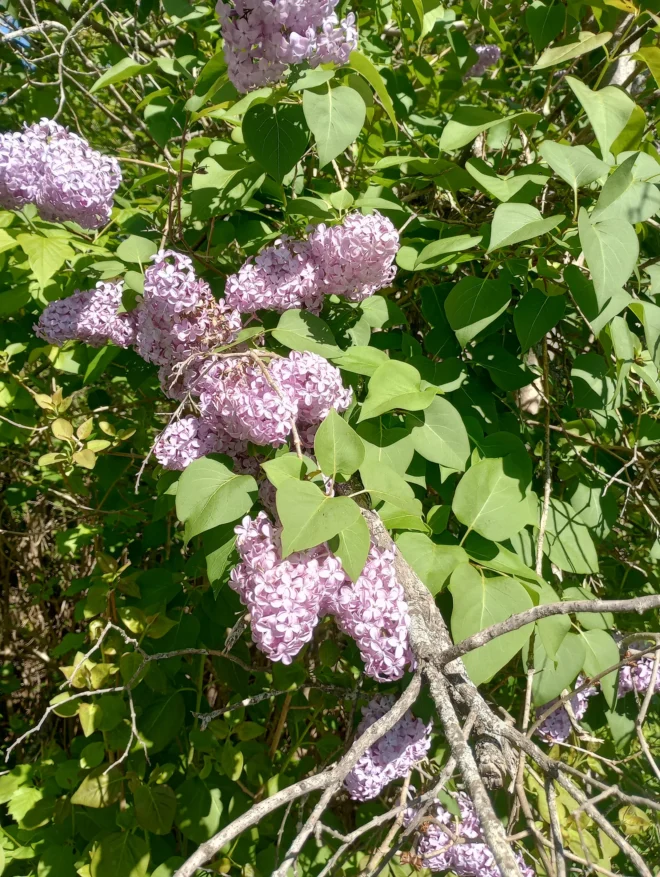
[449,564,534,686]
[272,309,341,357]
[593,153,660,224]
[634,46,660,87]
[465,158,549,203]
[90,57,156,93]
[348,50,397,128]
[473,342,536,391]
[331,346,389,376]
[452,456,533,542]
[190,156,265,220]
[514,288,566,350]
[543,498,599,574]
[565,263,630,337]
[407,397,470,471]
[533,31,612,69]
[359,361,437,422]
[175,776,223,843]
[439,107,540,151]
[415,235,482,270]
[202,524,237,593]
[396,532,468,595]
[71,767,123,808]
[566,76,634,161]
[580,629,619,709]
[444,276,511,347]
[357,421,416,475]
[242,103,309,181]
[487,203,563,252]
[17,235,74,287]
[116,235,158,265]
[84,345,120,385]
[261,453,318,487]
[539,142,609,191]
[0,228,18,254]
[289,68,336,92]
[359,460,423,516]
[134,783,176,835]
[302,84,366,167]
[533,632,586,705]
[563,585,614,631]
[277,479,361,555]
[140,693,185,753]
[330,511,370,582]
[176,455,257,540]
[578,208,638,300]
[314,409,364,480]
[525,1,565,53]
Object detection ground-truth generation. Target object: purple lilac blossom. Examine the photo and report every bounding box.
[215,0,357,93]
[230,511,347,663]
[535,675,598,743]
[618,651,660,697]
[467,44,501,77]
[328,545,415,682]
[344,696,431,801]
[34,280,136,349]
[407,792,535,877]
[225,211,399,314]
[0,119,121,228]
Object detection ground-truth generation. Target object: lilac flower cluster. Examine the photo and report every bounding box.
[230,513,414,678]
[34,280,136,349]
[467,44,501,77]
[618,651,660,698]
[535,675,598,744]
[215,0,358,93]
[225,211,399,314]
[344,696,431,801]
[0,119,121,228]
[408,792,535,877]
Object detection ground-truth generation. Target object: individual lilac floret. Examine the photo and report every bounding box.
[230,512,347,663]
[328,545,414,681]
[308,211,399,302]
[0,119,121,228]
[407,792,535,876]
[618,650,660,697]
[34,280,136,348]
[345,696,431,801]
[467,45,501,77]
[224,236,324,314]
[225,211,399,314]
[270,351,353,446]
[535,675,598,743]
[216,0,358,93]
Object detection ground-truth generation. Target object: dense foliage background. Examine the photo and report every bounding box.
[1,0,660,875]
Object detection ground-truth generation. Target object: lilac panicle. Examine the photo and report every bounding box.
[34,280,136,349]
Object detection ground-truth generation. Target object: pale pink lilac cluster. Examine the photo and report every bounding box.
[153,416,218,471]
[618,651,660,698]
[136,250,243,397]
[34,280,136,349]
[344,696,431,801]
[467,44,501,77]
[225,211,399,314]
[328,545,414,681]
[535,675,598,743]
[215,0,357,93]
[0,118,121,228]
[230,513,414,677]
[230,512,347,663]
[407,792,535,877]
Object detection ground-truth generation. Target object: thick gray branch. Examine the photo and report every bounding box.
[439,595,660,666]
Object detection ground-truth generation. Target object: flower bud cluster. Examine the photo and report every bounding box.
[407,792,535,876]
[535,675,598,744]
[230,512,414,678]
[215,0,357,93]
[344,696,431,801]
[0,118,121,228]
[225,211,399,314]
[467,45,501,77]
[34,280,136,349]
